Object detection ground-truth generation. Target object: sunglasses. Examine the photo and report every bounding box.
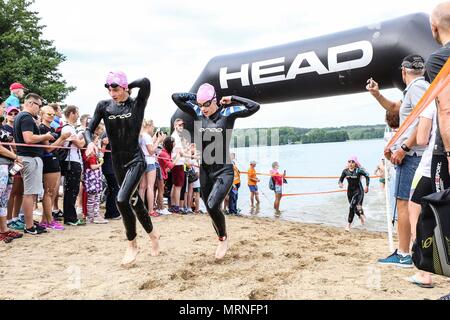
[104,83,120,89]
[45,113,55,117]
[30,101,43,108]
[8,112,18,116]
[348,160,355,163]
[198,95,216,108]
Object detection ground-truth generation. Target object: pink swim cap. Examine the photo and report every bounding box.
[348,156,361,167]
[105,71,128,89]
[196,83,216,102]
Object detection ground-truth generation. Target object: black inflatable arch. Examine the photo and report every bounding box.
[171,13,440,135]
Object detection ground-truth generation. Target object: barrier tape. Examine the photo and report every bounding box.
[239,171,380,180]
[282,190,347,197]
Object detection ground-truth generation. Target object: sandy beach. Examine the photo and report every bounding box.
[1,213,449,300]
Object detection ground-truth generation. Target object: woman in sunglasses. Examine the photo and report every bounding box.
[38,106,71,230]
[172,83,260,259]
[338,156,370,232]
[85,71,159,266]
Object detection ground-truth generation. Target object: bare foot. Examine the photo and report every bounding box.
[149,230,160,257]
[360,215,366,226]
[215,238,229,260]
[121,239,138,266]
[345,226,350,232]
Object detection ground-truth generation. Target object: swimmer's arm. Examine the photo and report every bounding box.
[85,102,104,146]
[227,96,260,119]
[129,78,151,103]
[362,170,370,187]
[171,93,199,119]
[338,171,346,186]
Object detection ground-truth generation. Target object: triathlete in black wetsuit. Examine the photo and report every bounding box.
[338,158,370,231]
[85,71,159,266]
[172,83,260,259]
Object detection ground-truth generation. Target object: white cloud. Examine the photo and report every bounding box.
[31,0,442,128]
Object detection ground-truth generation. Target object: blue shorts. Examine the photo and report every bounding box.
[274,185,282,195]
[146,163,156,173]
[394,155,421,200]
[248,185,258,193]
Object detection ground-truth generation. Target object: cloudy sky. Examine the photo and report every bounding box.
[32,0,443,128]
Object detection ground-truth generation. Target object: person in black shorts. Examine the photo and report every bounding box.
[426,1,450,300]
[339,156,370,231]
[85,71,159,266]
[39,106,71,229]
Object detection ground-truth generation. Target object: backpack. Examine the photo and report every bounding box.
[412,189,450,277]
[269,177,275,191]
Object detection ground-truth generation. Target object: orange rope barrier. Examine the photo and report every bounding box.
[239,171,380,180]
[282,190,347,197]
[386,58,450,150]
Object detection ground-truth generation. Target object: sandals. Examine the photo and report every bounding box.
[0,233,13,244]
[1,231,23,239]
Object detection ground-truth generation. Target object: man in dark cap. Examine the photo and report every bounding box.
[366,54,429,268]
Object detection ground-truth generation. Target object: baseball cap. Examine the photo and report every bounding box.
[9,82,26,91]
[250,160,257,165]
[105,71,128,89]
[6,106,20,114]
[196,83,216,102]
[400,54,425,70]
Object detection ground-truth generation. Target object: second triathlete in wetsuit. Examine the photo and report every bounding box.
[85,71,159,265]
[172,83,260,259]
[339,160,370,227]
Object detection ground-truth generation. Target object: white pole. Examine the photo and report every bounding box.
[385,161,395,253]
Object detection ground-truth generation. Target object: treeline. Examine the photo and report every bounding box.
[231,125,385,147]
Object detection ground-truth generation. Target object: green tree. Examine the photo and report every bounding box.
[0,0,75,102]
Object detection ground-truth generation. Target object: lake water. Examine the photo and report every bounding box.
[230,139,392,232]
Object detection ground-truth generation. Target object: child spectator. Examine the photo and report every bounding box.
[83,135,108,224]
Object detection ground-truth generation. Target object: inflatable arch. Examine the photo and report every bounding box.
[171,13,440,134]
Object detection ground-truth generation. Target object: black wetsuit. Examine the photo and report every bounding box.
[85,78,153,241]
[172,93,260,239]
[339,168,370,224]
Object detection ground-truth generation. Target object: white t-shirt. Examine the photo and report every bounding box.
[415,103,437,178]
[62,124,82,164]
[171,131,185,166]
[139,133,156,165]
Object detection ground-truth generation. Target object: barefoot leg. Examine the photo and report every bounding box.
[149,230,160,257]
[215,238,228,260]
[122,239,138,266]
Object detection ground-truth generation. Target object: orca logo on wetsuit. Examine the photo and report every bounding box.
[199,128,224,133]
[108,113,132,120]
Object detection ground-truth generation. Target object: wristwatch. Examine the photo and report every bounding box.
[401,144,411,152]
[445,151,450,157]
